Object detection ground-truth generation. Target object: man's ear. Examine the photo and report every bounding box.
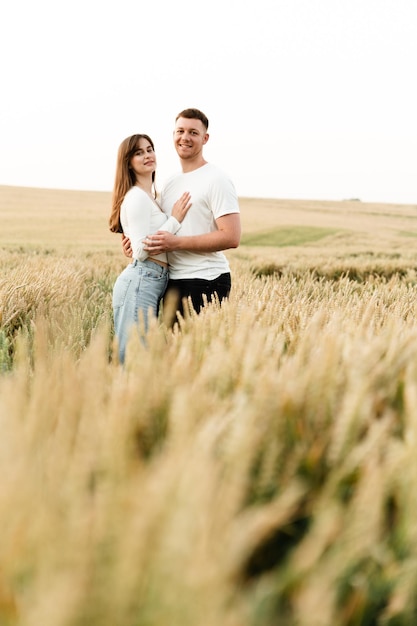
[203,133,209,145]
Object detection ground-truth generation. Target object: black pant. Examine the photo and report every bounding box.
[164,272,231,325]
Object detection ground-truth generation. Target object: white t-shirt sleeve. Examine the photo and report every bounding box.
[209,171,240,219]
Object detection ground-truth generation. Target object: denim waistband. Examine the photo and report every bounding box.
[132,258,168,275]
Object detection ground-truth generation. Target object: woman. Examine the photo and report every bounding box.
[109,133,191,363]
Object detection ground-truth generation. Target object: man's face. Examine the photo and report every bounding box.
[173,117,208,160]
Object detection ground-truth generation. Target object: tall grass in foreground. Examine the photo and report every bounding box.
[2,252,417,624]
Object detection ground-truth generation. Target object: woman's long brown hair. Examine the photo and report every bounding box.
[109,134,156,233]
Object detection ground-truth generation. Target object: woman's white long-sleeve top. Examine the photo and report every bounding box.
[120,186,181,264]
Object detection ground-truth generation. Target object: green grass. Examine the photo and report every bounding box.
[241,225,340,247]
[399,230,417,238]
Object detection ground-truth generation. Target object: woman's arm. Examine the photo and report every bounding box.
[121,191,192,258]
[123,192,153,261]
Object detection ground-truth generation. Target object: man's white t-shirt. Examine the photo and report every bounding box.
[160,163,240,280]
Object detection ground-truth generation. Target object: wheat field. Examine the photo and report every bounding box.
[2,185,417,625]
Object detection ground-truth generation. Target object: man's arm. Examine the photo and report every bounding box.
[143,213,241,255]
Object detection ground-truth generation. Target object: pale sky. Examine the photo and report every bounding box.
[1,0,416,204]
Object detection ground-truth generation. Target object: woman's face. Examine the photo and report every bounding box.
[129,137,156,178]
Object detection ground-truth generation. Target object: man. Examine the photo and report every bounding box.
[123,108,241,323]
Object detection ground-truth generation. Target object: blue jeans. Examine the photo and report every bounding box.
[112,258,169,363]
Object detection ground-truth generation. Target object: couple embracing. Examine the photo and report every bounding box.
[109,108,241,364]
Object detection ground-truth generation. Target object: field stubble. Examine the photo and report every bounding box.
[2,187,417,625]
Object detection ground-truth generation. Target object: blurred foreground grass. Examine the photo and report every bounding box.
[2,188,417,625]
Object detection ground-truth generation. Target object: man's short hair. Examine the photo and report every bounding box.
[176,108,209,131]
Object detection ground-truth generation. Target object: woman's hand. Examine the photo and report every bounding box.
[121,234,132,258]
[171,192,192,223]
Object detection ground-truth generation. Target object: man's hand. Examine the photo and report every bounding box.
[121,234,133,258]
[144,232,177,254]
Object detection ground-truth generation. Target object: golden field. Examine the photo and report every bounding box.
[2,184,417,625]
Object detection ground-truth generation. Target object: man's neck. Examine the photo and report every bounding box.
[180,157,208,173]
